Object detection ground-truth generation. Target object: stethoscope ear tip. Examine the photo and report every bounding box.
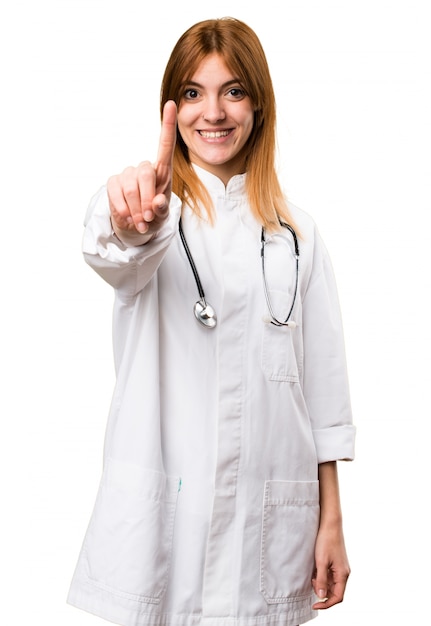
[262,315,297,328]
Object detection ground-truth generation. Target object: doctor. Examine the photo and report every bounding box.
[68,17,356,626]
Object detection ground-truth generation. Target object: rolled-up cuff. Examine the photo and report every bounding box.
[313,424,356,463]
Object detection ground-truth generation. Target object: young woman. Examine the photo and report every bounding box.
[68,17,356,626]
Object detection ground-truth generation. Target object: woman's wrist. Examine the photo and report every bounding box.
[318,461,344,528]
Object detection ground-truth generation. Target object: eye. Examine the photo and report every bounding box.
[227,87,246,99]
[183,88,200,100]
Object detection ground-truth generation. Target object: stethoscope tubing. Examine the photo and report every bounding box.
[179,218,206,303]
[261,221,300,327]
[179,216,300,329]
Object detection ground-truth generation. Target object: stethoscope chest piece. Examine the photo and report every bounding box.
[194,299,217,328]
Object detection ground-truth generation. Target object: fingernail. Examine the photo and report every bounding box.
[318,590,328,600]
[143,210,154,221]
[137,222,148,233]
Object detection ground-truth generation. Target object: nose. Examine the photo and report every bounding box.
[202,97,226,123]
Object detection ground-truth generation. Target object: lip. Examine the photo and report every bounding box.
[197,129,233,141]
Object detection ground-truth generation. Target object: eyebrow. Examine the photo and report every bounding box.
[182,78,242,89]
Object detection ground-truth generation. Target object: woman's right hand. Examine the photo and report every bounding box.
[107,100,177,243]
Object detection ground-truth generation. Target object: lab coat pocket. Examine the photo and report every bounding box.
[260,480,319,603]
[83,458,180,604]
[261,290,302,382]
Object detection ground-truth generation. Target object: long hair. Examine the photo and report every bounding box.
[160,17,296,232]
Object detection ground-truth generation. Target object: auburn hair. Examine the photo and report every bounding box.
[160,17,297,232]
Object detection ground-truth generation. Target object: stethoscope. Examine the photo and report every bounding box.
[178,217,299,329]
[261,220,299,328]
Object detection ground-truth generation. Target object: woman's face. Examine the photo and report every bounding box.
[177,53,255,184]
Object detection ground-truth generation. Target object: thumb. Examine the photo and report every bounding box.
[312,571,328,602]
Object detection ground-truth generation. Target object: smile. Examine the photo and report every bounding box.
[198,130,231,138]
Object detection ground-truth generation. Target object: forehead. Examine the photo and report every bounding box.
[187,53,237,85]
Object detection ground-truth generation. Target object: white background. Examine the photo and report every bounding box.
[1,0,430,624]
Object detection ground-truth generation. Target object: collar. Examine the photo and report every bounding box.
[192,164,247,199]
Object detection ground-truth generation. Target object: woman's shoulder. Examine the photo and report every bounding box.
[286,200,319,241]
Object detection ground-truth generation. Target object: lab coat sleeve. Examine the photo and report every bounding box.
[82,185,182,296]
[302,226,356,463]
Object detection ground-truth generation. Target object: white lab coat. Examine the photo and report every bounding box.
[67,166,356,626]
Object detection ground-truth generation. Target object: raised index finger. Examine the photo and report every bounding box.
[156,100,177,168]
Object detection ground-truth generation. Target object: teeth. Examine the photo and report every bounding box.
[199,130,230,138]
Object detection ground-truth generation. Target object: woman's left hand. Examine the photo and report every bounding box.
[311,523,351,609]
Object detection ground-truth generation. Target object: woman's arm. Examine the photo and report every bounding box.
[82,101,180,294]
[312,460,351,610]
